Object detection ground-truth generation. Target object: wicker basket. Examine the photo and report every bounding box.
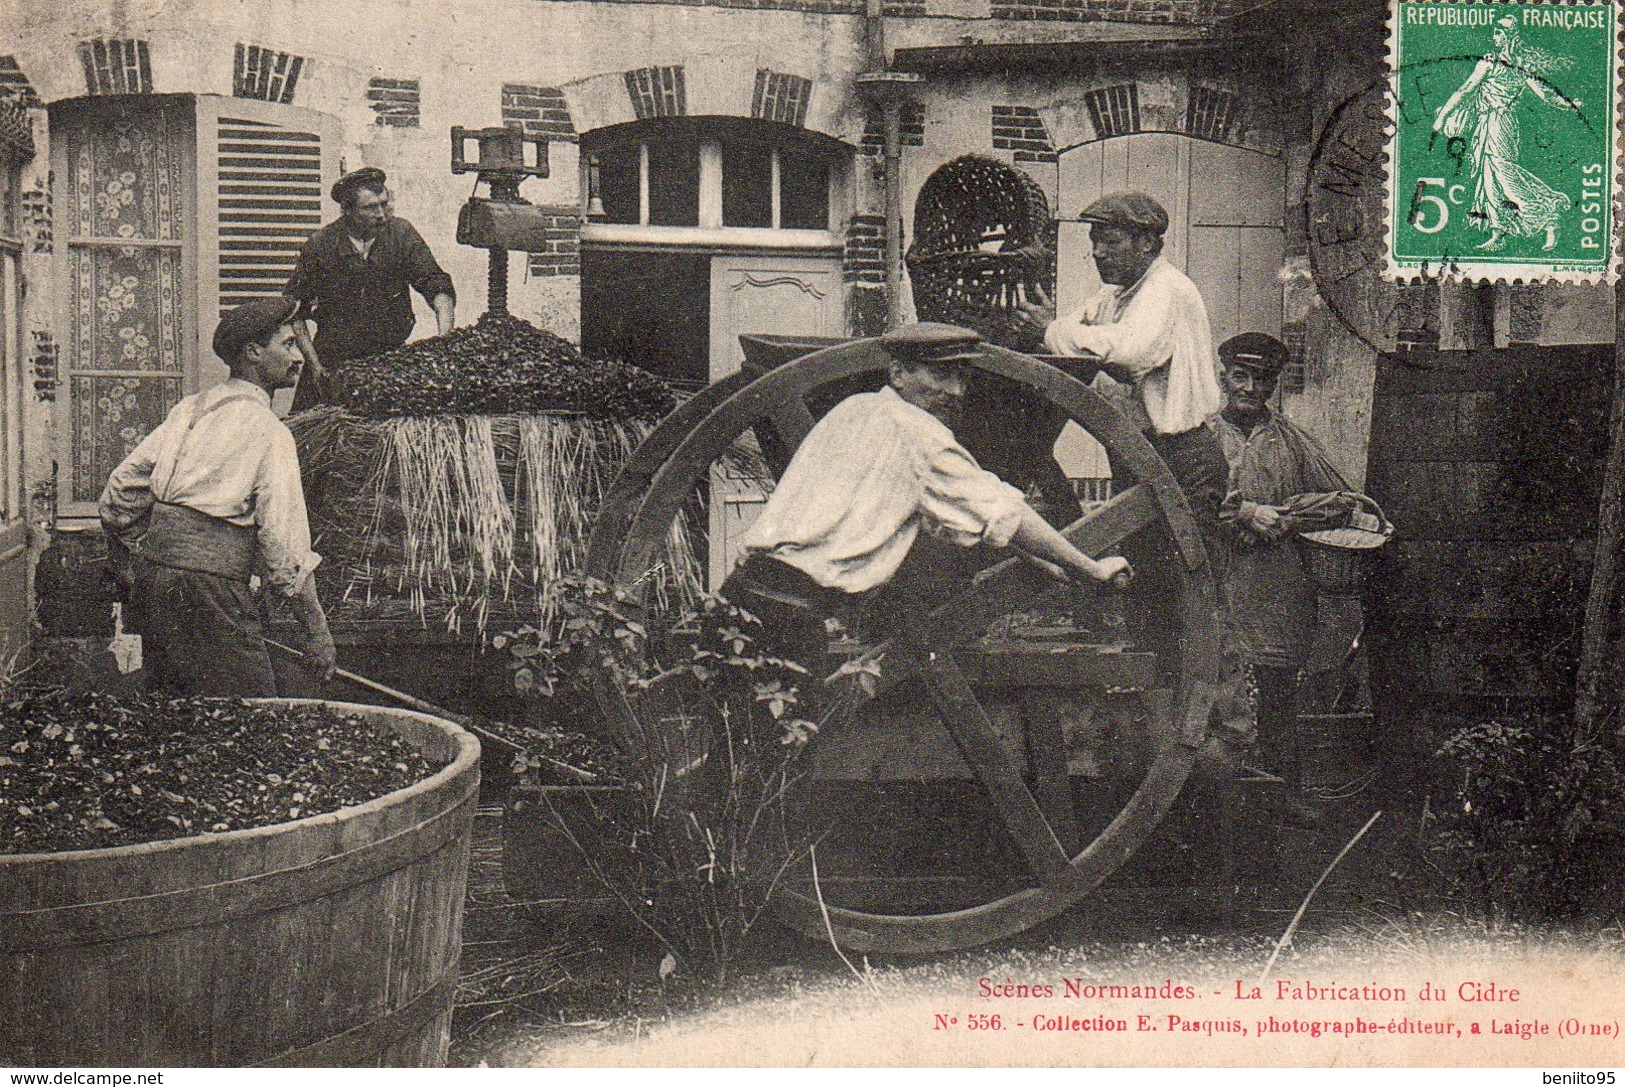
[1297,494,1391,596]
[1299,538,1367,595]
[906,155,1055,350]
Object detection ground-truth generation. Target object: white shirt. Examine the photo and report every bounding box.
[99,379,321,596]
[1043,257,1223,435]
[743,386,1028,594]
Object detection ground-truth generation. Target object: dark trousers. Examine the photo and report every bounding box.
[129,558,278,698]
[1107,424,1228,663]
[1254,664,1302,785]
[1144,425,1228,559]
[720,553,847,670]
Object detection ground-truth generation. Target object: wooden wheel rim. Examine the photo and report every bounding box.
[586,339,1221,954]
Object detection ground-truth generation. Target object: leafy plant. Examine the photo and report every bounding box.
[498,576,865,986]
[1434,713,1625,921]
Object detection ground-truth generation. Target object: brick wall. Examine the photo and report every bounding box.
[501,84,577,142]
[525,206,583,276]
[991,105,1056,163]
[78,39,151,95]
[843,215,886,286]
[625,66,686,119]
[844,214,887,337]
[233,43,304,103]
[752,69,812,128]
[988,0,1237,22]
[860,102,925,155]
[31,331,59,403]
[368,77,421,127]
[22,186,49,253]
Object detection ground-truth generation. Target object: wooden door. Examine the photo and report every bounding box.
[705,253,843,587]
[707,254,843,381]
[1057,134,1283,342]
[1184,142,1285,347]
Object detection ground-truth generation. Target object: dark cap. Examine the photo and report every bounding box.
[213,297,301,363]
[879,322,983,366]
[1078,191,1169,236]
[332,166,387,206]
[1218,332,1290,378]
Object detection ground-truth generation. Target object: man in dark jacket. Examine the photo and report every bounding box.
[1210,332,1354,814]
[284,166,455,411]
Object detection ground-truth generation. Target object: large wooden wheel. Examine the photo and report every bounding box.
[585,338,1221,954]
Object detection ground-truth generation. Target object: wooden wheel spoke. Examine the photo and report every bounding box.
[829,484,1163,699]
[936,483,1158,641]
[918,649,1072,883]
[1064,482,1160,553]
[1020,703,1086,856]
[956,479,1169,618]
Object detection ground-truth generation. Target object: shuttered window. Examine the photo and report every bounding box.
[212,115,323,312]
[195,95,339,365]
[51,94,338,516]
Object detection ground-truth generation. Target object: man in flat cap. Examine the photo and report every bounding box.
[1017,191,1227,547]
[725,322,1131,669]
[101,298,336,696]
[1209,332,1359,815]
[284,166,456,412]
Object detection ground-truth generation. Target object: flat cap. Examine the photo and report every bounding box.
[1078,191,1169,236]
[213,297,301,363]
[1218,332,1291,378]
[331,166,387,206]
[879,321,984,365]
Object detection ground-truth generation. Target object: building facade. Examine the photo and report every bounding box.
[0,0,1615,716]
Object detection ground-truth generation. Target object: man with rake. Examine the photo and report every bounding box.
[101,298,337,696]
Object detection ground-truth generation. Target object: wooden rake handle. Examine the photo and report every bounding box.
[263,636,600,783]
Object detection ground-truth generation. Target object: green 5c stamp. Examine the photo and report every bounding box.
[1389,0,1621,281]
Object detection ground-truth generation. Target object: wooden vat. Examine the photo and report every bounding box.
[0,700,480,1067]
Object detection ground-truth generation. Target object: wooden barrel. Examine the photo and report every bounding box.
[0,700,480,1067]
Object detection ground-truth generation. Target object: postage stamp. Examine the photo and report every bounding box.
[1387,0,1622,282]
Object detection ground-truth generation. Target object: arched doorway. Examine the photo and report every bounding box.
[1056,132,1284,342]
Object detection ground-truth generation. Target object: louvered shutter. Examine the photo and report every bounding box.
[195,95,340,385]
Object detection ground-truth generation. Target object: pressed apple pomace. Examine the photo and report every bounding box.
[0,692,437,855]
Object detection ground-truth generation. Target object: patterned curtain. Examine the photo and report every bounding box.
[63,102,187,502]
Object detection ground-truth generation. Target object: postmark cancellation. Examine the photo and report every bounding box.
[1386,0,1623,283]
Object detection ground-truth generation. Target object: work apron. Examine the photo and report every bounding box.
[124,392,279,697]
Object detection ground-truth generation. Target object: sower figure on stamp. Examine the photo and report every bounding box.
[722,322,1133,681]
[100,298,337,697]
[284,167,456,412]
[1208,333,1388,821]
[1431,15,1577,253]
